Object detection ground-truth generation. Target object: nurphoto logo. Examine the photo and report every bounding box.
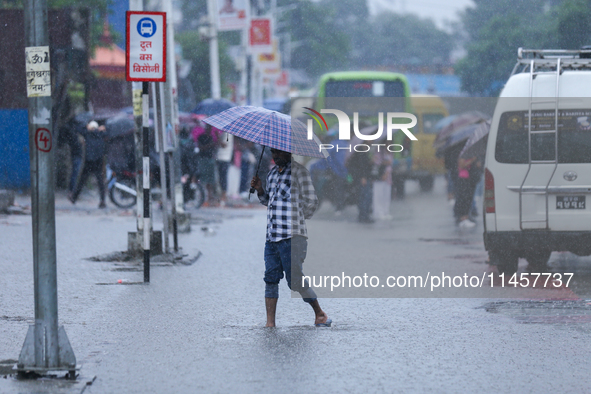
[304,107,418,153]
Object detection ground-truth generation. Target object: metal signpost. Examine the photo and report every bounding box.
[17,0,77,378]
[152,81,170,254]
[126,11,167,282]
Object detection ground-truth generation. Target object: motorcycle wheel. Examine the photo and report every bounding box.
[109,179,137,208]
[184,181,206,209]
[192,182,206,209]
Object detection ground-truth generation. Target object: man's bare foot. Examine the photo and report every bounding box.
[314,312,329,325]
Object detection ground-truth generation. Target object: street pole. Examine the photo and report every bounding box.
[239,28,248,105]
[162,0,180,250]
[153,82,170,253]
[18,0,76,377]
[207,0,221,99]
[239,0,251,105]
[130,0,148,256]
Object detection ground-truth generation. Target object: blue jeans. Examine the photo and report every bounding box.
[358,182,373,221]
[69,156,82,193]
[264,236,317,302]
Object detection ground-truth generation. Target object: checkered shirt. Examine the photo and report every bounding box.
[258,161,319,242]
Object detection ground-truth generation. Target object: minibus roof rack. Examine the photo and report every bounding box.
[511,47,591,76]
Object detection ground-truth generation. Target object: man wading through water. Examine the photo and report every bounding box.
[251,148,332,327]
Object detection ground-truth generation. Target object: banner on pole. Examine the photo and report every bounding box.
[218,0,248,31]
[249,18,272,54]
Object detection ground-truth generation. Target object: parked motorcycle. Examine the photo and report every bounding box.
[310,164,357,210]
[106,165,137,208]
[181,172,206,209]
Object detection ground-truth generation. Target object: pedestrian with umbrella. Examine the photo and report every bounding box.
[105,114,136,176]
[453,120,490,228]
[69,120,108,208]
[204,106,331,328]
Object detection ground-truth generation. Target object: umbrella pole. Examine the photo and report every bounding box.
[249,146,266,200]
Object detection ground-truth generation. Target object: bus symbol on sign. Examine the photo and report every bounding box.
[141,21,152,35]
[137,18,156,38]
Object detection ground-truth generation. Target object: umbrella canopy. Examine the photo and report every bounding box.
[105,114,136,138]
[435,122,485,157]
[202,106,327,159]
[434,111,489,151]
[74,111,94,125]
[433,114,458,133]
[192,98,236,116]
[459,120,491,159]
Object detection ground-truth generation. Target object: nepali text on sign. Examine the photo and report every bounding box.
[25,46,51,97]
[126,12,166,82]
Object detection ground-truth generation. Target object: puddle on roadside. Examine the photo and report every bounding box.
[481,300,591,324]
[419,238,474,245]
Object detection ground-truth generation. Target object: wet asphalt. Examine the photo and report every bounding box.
[1,178,591,393]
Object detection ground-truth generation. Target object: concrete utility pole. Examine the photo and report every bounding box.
[153,82,170,253]
[161,0,182,249]
[207,0,221,99]
[18,0,76,378]
[129,0,148,255]
[239,0,251,105]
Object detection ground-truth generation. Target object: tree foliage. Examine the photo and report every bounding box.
[1,0,118,51]
[276,0,453,80]
[456,0,591,96]
[356,12,453,67]
[176,30,237,102]
[278,0,351,78]
[556,0,591,49]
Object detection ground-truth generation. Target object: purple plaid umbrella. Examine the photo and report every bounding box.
[203,106,327,197]
[202,106,326,159]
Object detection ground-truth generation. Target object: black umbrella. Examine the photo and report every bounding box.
[106,114,136,138]
[459,120,491,159]
[74,111,94,125]
[192,98,236,116]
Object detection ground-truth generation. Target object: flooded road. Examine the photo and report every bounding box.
[1,178,591,392]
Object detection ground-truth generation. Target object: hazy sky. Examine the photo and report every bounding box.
[369,0,474,30]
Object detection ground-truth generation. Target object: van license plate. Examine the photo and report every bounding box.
[556,196,586,209]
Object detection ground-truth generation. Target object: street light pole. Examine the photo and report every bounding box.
[207,0,221,99]
[18,0,76,378]
[129,0,149,256]
[162,0,181,251]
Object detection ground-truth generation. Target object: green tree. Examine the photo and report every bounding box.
[456,14,526,95]
[176,30,237,102]
[1,0,118,51]
[455,0,557,96]
[179,0,207,32]
[556,0,591,48]
[358,12,453,67]
[277,0,351,79]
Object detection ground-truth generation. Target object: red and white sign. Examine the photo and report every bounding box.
[218,0,248,31]
[249,18,272,53]
[126,11,166,82]
[276,71,289,87]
